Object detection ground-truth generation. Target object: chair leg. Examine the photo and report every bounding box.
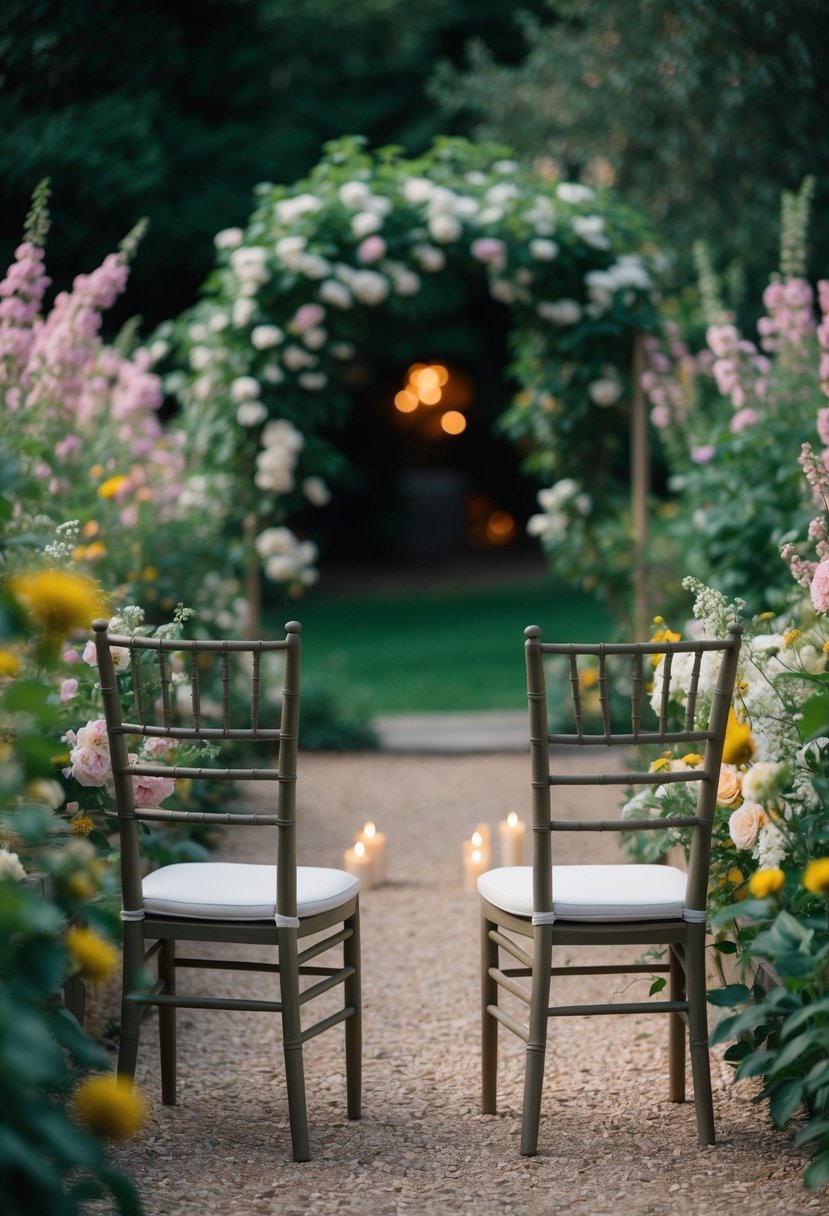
[481,911,499,1115]
[685,923,715,1145]
[117,921,143,1080]
[521,923,554,1157]
[158,937,177,1105]
[279,927,310,1162]
[343,902,362,1121]
[668,944,686,1103]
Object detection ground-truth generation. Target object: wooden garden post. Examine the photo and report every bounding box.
[631,332,649,638]
[244,513,262,641]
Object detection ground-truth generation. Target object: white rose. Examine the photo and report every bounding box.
[392,269,421,297]
[302,326,328,351]
[275,235,307,263]
[262,362,285,384]
[251,325,284,350]
[486,183,519,206]
[537,299,582,326]
[232,298,256,327]
[572,215,611,250]
[188,346,212,371]
[352,211,383,238]
[282,345,317,371]
[351,270,389,306]
[428,214,462,244]
[530,238,559,262]
[0,849,26,882]
[214,227,244,250]
[413,245,446,273]
[230,376,261,403]
[338,181,372,209]
[589,378,623,407]
[208,312,229,332]
[319,279,353,310]
[237,402,268,427]
[303,476,331,506]
[403,177,434,204]
[556,182,595,205]
[297,254,331,280]
[298,372,328,391]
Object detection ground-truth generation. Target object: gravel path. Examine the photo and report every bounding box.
[105,752,813,1215]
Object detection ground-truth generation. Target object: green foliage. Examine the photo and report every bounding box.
[432,0,829,310]
[0,0,547,330]
[711,892,829,1191]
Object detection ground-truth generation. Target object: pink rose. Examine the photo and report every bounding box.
[471,237,507,268]
[356,236,386,264]
[691,444,716,465]
[811,559,829,613]
[69,745,111,787]
[291,303,325,333]
[728,801,766,850]
[129,760,176,808]
[60,678,79,703]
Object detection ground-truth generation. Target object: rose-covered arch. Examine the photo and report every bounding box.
[162,136,659,628]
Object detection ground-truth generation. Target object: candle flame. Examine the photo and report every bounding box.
[471,831,483,848]
[363,822,376,839]
[507,811,519,828]
[471,849,482,864]
[355,841,366,858]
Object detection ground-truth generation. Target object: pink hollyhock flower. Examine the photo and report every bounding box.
[811,558,829,613]
[730,408,759,433]
[691,444,716,464]
[356,236,386,264]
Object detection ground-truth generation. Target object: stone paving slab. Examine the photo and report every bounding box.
[374,710,528,754]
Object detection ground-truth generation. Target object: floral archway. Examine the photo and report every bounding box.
[161,136,659,628]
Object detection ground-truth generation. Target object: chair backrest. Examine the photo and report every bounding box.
[92,618,302,921]
[524,622,743,917]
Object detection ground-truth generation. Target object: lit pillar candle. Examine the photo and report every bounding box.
[356,821,386,885]
[463,839,488,892]
[498,810,526,866]
[470,823,491,870]
[344,839,374,889]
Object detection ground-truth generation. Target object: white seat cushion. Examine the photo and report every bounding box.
[142,863,360,921]
[478,863,689,921]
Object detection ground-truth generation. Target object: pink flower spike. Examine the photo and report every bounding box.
[730,408,759,434]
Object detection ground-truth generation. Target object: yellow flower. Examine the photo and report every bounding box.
[579,668,599,690]
[82,541,107,561]
[70,813,94,837]
[749,868,786,898]
[722,708,755,766]
[651,626,681,644]
[726,866,745,887]
[81,520,100,538]
[784,630,801,648]
[803,858,829,896]
[823,640,829,655]
[9,569,106,637]
[652,616,665,626]
[649,753,672,773]
[681,753,704,768]
[97,475,129,499]
[141,566,158,582]
[66,926,119,984]
[0,650,20,677]
[66,872,96,901]
[89,464,104,479]
[73,1074,147,1141]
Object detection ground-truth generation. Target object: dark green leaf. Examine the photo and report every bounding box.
[707,983,750,1007]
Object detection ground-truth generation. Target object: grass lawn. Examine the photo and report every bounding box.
[265,572,611,714]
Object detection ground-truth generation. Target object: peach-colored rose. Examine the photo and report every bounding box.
[729,801,766,851]
[717,766,743,807]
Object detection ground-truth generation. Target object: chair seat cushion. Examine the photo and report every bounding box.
[142,863,360,921]
[478,863,689,921]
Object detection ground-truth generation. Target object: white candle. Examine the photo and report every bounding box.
[343,839,374,889]
[498,810,526,866]
[463,839,488,892]
[356,821,386,885]
[470,824,491,870]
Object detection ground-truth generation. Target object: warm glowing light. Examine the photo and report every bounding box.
[507,811,518,829]
[432,364,449,386]
[440,410,466,435]
[471,849,482,864]
[471,831,483,848]
[411,366,440,393]
[355,841,366,858]
[394,389,418,413]
[486,510,516,545]
[363,822,376,839]
[418,384,442,405]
